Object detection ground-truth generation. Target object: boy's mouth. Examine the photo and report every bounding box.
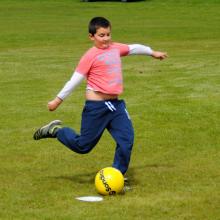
[102,41,111,47]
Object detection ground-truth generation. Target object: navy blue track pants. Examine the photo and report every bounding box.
[56,99,134,174]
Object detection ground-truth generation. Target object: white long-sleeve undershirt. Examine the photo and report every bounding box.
[56,44,153,100]
[57,71,85,100]
[128,44,153,56]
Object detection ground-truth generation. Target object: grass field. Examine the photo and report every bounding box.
[0,0,220,219]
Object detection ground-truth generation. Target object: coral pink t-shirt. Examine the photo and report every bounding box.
[75,42,129,95]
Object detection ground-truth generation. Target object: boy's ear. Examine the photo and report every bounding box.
[89,33,94,41]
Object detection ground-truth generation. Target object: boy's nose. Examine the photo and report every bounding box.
[104,36,110,41]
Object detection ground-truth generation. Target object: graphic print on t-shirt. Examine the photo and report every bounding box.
[97,49,122,86]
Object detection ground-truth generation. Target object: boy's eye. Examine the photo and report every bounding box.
[98,33,110,37]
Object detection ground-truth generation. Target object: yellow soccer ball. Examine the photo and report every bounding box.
[95,167,124,195]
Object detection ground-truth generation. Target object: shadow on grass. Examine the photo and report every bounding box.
[52,163,173,186]
[54,171,95,184]
[126,163,175,185]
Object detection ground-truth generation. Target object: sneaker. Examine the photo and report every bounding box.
[124,177,129,182]
[33,120,62,140]
[123,185,132,192]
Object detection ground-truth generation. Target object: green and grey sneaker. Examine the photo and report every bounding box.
[124,177,129,183]
[33,120,62,140]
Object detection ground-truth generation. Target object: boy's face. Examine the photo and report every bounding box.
[89,27,111,49]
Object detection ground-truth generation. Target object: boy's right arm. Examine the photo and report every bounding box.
[48,71,85,111]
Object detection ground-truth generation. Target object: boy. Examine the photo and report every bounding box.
[33,17,167,175]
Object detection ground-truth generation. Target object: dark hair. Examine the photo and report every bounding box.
[88,17,111,36]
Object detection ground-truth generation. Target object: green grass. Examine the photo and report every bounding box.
[0,0,219,219]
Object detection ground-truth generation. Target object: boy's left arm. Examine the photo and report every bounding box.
[128,44,167,60]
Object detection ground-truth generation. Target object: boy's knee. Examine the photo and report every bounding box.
[66,142,94,154]
[77,145,93,154]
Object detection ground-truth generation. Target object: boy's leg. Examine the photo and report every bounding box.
[56,126,104,154]
[107,101,134,175]
[56,101,112,154]
[33,118,105,154]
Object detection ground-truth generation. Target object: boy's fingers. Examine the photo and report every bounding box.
[160,53,168,60]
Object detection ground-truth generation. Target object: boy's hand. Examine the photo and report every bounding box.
[152,51,168,60]
[48,97,63,111]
